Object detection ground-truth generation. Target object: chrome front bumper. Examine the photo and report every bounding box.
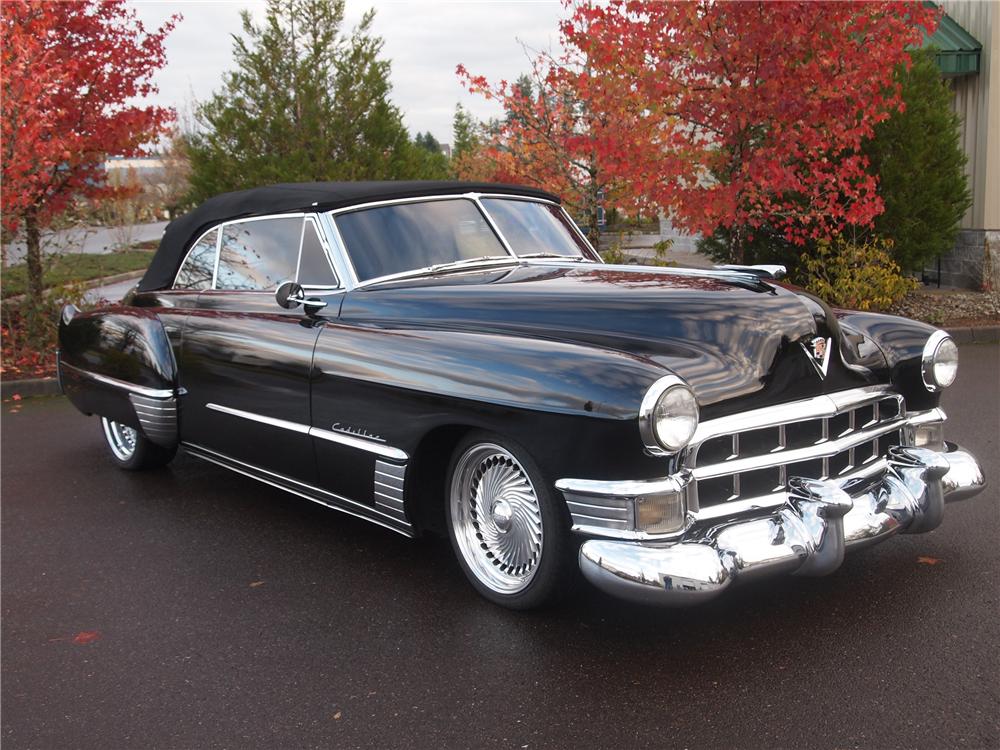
[568,443,986,605]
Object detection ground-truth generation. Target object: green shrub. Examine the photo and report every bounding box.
[862,48,971,270]
[798,236,917,311]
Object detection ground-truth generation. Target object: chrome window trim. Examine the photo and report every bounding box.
[330,194,515,287]
[173,212,344,294]
[212,213,314,292]
[206,402,408,460]
[293,217,307,281]
[298,215,341,289]
[327,192,601,289]
[60,361,174,399]
[317,210,360,287]
[477,193,601,261]
[172,225,222,291]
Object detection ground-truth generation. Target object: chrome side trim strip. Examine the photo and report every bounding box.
[206,402,310,434]
[60,362,174,399]
[182,442,414,536]
[205,402,409,461]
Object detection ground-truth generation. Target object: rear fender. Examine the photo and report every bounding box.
[58,305,178,446]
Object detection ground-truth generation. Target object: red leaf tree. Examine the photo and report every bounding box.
[460,1,936,262]
[566,0,937,261]
[1,0,177,298]
[457,44,652,245]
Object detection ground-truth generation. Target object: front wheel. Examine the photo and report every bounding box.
[100,417,176,471]
[446,431,573,609]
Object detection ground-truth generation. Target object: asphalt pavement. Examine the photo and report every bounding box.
[4,221,167,264]
[2,344,998,749]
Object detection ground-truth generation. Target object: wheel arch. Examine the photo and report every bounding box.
[406,423,475,536]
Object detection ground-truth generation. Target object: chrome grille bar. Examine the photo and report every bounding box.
[686,387,907,512]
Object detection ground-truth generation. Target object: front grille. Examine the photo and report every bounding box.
[686,390,905,513]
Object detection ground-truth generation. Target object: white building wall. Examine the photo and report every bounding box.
[939,0,998,231]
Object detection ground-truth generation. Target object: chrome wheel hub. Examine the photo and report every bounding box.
[450,444,544,594]
[490,498,514,532]
[101,417,138,461]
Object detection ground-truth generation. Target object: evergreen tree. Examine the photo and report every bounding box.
[862,48,972,270]
[188,0,427,201]
[451,103,479,161]
[414,131,441,153]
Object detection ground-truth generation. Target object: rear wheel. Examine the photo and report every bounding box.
[100,417,176,471]
[446,431,572,609]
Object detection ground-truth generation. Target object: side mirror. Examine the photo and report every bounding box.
[275,280,328,313]
[275,280,304,309]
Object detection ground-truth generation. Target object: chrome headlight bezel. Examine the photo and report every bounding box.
[639,375,700,456]
[921,330,959,392]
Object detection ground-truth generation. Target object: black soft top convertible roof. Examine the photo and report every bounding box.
[137,180,560,292]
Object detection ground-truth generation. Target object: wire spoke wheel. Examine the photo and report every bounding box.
[102,417,138,462]
[450,443,544,594]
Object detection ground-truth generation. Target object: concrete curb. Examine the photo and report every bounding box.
[83,269,145,292]
[2,269,145,306]
[2,377,60,401]
[947,325,1000,344]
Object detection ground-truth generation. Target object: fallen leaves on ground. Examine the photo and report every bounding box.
[249,580,265,587]
[72,631,101,644]
[917,556,943,565]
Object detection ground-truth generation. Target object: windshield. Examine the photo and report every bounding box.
[335,199,510,282]
[481,198,591,258]
[334,196,595,283]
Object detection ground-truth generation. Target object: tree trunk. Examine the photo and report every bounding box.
[24,209,44,299]
[732,226,744,265]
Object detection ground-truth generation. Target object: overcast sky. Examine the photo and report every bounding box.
[130,0,566,145]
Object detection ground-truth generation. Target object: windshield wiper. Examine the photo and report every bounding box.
[518,252,594,262]
[424,255,515,274]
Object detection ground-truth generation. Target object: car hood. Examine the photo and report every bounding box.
[339,263,886,414]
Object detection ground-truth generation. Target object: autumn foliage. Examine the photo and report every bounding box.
[459,1,937,260]
[1,0,177,297]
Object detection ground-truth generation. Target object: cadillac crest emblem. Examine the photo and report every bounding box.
[801,336,832,378]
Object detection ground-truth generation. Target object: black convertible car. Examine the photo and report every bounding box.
[58,181,986,608]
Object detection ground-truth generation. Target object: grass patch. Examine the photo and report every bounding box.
[1,249,153,300]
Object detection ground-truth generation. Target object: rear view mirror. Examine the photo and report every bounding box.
[275,280,305,309]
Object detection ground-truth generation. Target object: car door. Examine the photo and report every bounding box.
[178,214,341,485]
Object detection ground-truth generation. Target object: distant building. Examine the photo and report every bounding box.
[103,156,166,184]
[929,1,998,289]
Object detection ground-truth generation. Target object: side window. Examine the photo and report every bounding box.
[216,217,302,291]
[174,228,218,290]
[297,219,338,287]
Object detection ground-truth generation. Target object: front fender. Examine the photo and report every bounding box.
[835,310,940,411]
[311,322,675,482]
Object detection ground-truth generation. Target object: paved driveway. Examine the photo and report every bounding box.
[2,345,997,749]
[4,222,167,264]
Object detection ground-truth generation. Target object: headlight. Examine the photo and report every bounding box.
[639,375,699,455]
[921,331,959,391]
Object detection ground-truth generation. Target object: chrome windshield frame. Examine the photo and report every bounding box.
[324,192,601,290]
